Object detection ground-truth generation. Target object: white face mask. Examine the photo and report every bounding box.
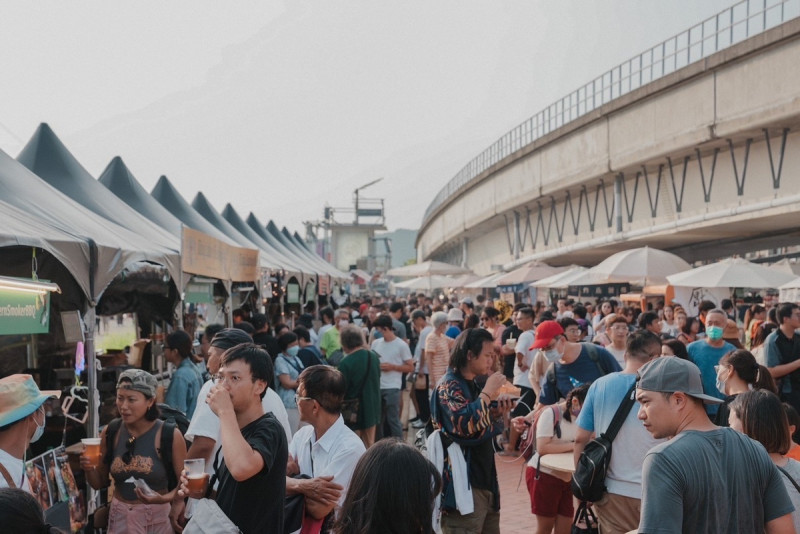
[339,320,349,329]
[542,339,563,362]
[30,407,45,443]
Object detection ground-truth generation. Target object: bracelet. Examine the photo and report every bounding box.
[480,392,492,402]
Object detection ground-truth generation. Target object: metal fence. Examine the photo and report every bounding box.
[421,0,800,228]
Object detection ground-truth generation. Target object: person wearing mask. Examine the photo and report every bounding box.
[275,332,305,435]
[515,386,588,534]
[0,375,59,492]
[714,349,778,426]
[83,370,186,533]
[687,309,737,418]
[164,330,205,419]
[729,390,800,533]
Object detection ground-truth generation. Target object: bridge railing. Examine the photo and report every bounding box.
[421,0,800,228]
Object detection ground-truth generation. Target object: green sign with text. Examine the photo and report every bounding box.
[0,286,51,335]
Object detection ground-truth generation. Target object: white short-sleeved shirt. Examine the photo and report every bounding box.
[288,415,366,507]
[186,379,292,476]
[0,449,31,492]
[415,326,433,374]
[526,406,578,481]
[371,338,413,390]
[514,330,536,389]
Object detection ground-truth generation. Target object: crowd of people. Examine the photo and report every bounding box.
[3,294,800,533]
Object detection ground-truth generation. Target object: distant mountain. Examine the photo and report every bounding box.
[376,228,417,269]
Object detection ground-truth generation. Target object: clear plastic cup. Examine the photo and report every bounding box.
[184,458,207,493]
[81,438,102,468]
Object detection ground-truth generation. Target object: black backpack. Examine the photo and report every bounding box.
[571,382,636,502]
[103,404,191,491]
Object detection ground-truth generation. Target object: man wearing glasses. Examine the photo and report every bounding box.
[286,366,365,522]
[605,315,631,368]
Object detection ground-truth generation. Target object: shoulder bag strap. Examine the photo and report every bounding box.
[205,446,223,499]
[777,465,800,494]
[280,354,303,374]
[0,463,16,488]
[355,351,372,397]
[601,382,637,443]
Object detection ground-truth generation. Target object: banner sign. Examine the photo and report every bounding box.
[182,228,260,282]
[185,282,215,303]
[568,283,631,299]
[287,283,300,304]
[0,284,50,335]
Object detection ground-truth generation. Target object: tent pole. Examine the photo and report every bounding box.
[85,307,98,437]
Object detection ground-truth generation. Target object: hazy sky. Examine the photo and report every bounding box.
[0,1,734,235]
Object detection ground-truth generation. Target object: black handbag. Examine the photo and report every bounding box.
[571,382,636,502]
[341,351,372,428]
[571,501,599,533]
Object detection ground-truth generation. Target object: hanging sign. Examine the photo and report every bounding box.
[185,282,215,304]
[287,283,300,304]
[0,284,50,335]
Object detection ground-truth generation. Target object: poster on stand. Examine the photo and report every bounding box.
[26,448,86,532]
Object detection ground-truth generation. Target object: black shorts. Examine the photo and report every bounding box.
[511,386,536,418]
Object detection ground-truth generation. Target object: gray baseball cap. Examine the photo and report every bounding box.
[116,369,157,398]
[637,357,723,404]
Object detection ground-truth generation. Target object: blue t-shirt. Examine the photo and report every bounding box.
[687,340,736,415]
[274,353,305,409]
[445,325,461,339]
[539,344,621,404]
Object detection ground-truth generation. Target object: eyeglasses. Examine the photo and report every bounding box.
[211,374,244,385]
[122,436,136,464]
[295,394,315,405]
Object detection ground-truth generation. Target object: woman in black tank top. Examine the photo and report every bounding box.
[80,369,186,534]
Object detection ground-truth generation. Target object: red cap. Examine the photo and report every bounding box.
[530,320,564,349]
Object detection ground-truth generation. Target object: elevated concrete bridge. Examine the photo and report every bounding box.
[417,0,800,275]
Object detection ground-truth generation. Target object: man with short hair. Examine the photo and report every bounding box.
[370,315,414,439]
[696,300,716,335]
[574,331,665,534]
[508,307,537,454]
[602,315,629,368]
[638,312,662,337]
[251,313,280,359]
[686,309,736,417]
[286,366,365,521]
[320,308,349,358]
[536,320,621,405]
[388,302,408,340]
[766,302,800,413]
[337,325,381,447]
[180,343,288,534]
[317,307,335,350]
[198,323,225,380]
[636,357,794,533]
[0,375,59,491]
[294,326,325,368]
[410,309,433,429]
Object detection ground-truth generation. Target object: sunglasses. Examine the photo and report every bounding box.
[122,436,136,464]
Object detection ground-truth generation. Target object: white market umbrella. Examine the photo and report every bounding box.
[495,261,565,286]
[392,275,455,290]
[772,259,800,276]
[667,258,798,288]
[465,272,506,289]
[570,246,690,286]
[532,266,588,288]
[387,260,472,277]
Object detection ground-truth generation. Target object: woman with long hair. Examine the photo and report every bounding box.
[751,321,779,366]
[661,339,690,360]
[729,390,800,532]
[81,369,186,534]
[744,304,767,348]
[714,349,777,426]
[332,439,441,534]
[660,305,680,337]
[677,316,699,345]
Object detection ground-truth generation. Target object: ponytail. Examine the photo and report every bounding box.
[753,363,778,394]
[725,349,778,394]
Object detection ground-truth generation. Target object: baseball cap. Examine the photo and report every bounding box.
[0,375,60,428]
[531,320,565,349]
[447,308,464,322]
[116,369,158,398]
[460,297,473,306]
[637,357,723,404]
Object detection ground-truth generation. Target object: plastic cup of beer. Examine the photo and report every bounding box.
[184,459,206,494]
[506,337,516,348]
[81,438,102,468]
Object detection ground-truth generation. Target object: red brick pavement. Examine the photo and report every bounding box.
[495,453,537,534]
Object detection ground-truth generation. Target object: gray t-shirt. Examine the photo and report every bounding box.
[778,458,800,534]
[639,428,794,533]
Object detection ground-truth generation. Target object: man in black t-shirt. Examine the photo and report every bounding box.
[179,343,287,534]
